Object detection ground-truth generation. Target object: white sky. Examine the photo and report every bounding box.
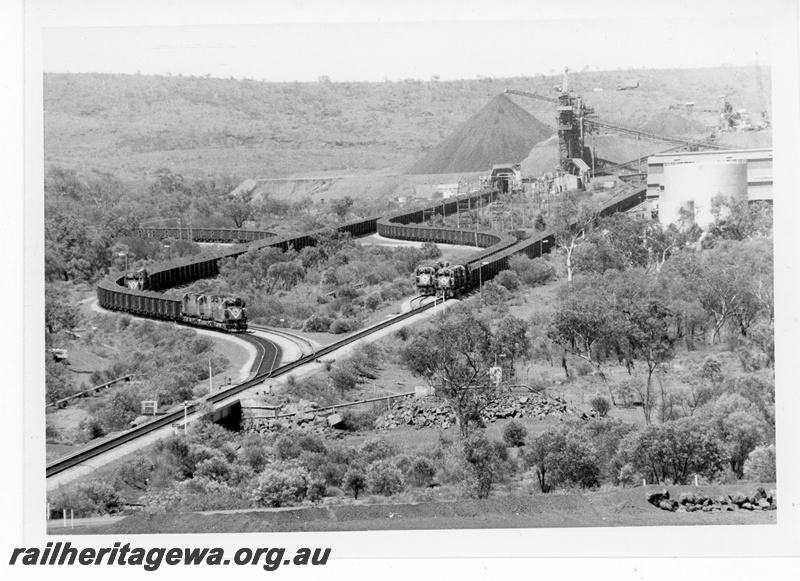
[38,1,778,82]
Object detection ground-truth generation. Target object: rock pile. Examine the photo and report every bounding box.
[646,487,777,513]
[373,393,571,431]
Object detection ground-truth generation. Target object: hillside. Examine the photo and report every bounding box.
[43,66,772,188]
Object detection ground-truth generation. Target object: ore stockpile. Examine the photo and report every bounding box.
[406,93,553,174]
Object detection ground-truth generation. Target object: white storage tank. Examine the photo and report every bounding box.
[658,199,695,229]
[662,160,747,228]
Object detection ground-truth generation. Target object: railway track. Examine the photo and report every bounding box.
[248,324,318,360]
[408,295,437,311]
[61,185,647,481]
[239,332,280,377]
[46,299,441,479]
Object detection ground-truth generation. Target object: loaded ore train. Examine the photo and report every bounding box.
[415,262,470,298]
[181,293,247,332]
[124,268,150,291]
[119,268,248,331]
[97,186,646,330]
[414,265,438,296]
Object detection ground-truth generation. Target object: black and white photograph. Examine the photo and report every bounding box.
[4,0,800,578]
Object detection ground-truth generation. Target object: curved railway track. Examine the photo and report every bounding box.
[62,184,647,480]
[240,332,280,377]
[46,299,441,478]
[247,324,318,360]
[408,295,436,311]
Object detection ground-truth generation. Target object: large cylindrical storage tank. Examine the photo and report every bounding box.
[658,200,695,228]
[662,160,747,228]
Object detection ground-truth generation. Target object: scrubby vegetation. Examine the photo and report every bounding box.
[44,70,776,525]
[47,315,229,441]
[165,230,442,330]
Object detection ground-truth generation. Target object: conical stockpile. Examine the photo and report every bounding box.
[406,93,554,175]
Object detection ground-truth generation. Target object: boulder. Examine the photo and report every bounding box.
[702,505,713,512]
[679,492,697,505]
[741,502,754,511]
[730,492,748,506]
[296,412,315,425]
[725,505,736,511]
[658,500,677,512]
[327,413,345,428]
[758,499,771,510]
[768,489,777,508]
[646,489,670,507]
[716,495,729,505]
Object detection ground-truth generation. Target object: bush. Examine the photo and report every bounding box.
[297,434,327,455]
[83,417,106,440]
[494,270,520,292]
[366,460,404,496]
[95,389,142,432]
[613,380,640,408]
[302,314,333,332]
[330,318,358,334]
[407,457,437,487]
[590,396,611,418]
[274,434,302,460]
[49,479,123,518]
[463,433,506,499]
[364,292,383,311]
[580,418,637,484]
[342,467,367,499]
[480,282,509,305]
[360,438,397,464]
[194,456,234,483]
[525,428,601,492]
[574,359,594,377]
[317,459,348,488]
[329,365,358,392]
[502,421,527,447]
[509,255,556,286]
[341,405,382,432]
[115,456,155,491]
[615,417,725,485]
[420,241,442,259]
[743,444,776,483]
[250,465,321,507]
[240,438,272,472]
